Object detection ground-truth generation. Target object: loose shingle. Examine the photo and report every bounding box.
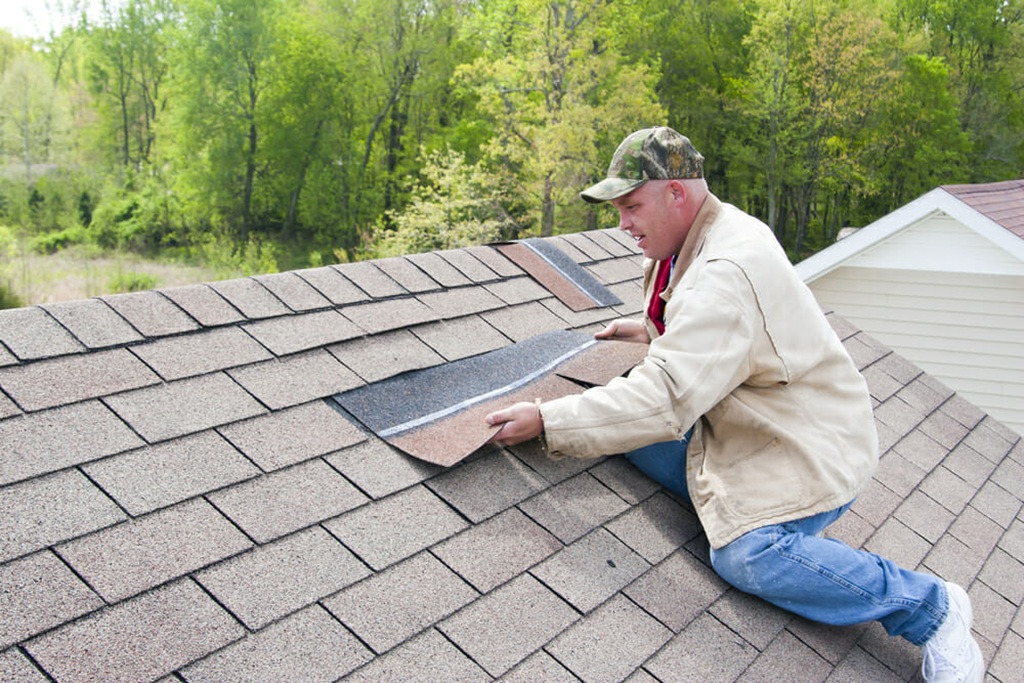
[0,469,126,563]
[83,431,261,516]
[42,298,144,348]
[208,458,368,543]
[25,579,245,683]
[0,348,160,411]
[102,291,199,337]
[243,309,363,355]
[217,400,364,472]
[323,485,468,571]
[0,401,144,485]
[104,373,265,444]
[323,552,477,654]
[56,498,253,602]
[0,551,104,649]
[181,605,373,683]
[196,526,370,630]
[438,574,578,677]
[160,283,245,327]
[129,326,272,381]
[0,306,84,360]
[228,349,363,410]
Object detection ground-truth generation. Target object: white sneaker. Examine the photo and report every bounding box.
[921,582,984,683]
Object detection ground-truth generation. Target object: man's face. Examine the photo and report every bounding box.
[611,180,686,261]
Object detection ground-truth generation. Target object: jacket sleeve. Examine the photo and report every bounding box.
[540,258,767,458]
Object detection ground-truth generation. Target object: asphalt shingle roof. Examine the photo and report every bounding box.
[0,228,1022,683]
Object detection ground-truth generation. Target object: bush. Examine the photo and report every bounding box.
[108,272,159,293]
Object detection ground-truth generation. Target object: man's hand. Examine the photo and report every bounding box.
[595,318,650,344]
[485,401,543,446]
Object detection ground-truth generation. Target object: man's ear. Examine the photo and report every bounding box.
[668,179,686,203]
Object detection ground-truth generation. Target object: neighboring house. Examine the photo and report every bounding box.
[0,229,1021,682]
[796,180,1024,437]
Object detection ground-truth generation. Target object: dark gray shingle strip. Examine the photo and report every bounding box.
[160,283,245,327]
[102,291,200,337]
[103,372,265,444]
[209,278,291,319]
[129,326,272,381]
[42,298,144,348]
[243,309,362,355]
[0,401,144,485]
[0,469,126,563]
[82,431,261,517]
[228,348,363,410]
[55,498,253,602]
[216,400,364,472]
[195,526,370,631]
[254,271,334,311]
[0,306,85,360]
[206,457,368,544]
[24,579,245,683]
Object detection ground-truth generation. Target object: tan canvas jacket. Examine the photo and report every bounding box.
[539,194,879,548]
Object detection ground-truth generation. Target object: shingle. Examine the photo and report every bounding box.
[545,594,672,683]
[501,651,579,683]
[195,526,370,630]
[341,629,489,683]
[83,431,261,516]
[923,534,984,588]
[0,391,19,418]
[0,306,84,360]
[586,257,641,286]
[417,287,505,319]
[481,301,568,342]
[939,393,987,429]
[920,466,977,515]
[891,430,949,472]
[329,329,444,383]
[42,298,144,348]
[0,469,126,563]
[413,316,510,361]
[873,395,926,438]
[425,450,548,523]
[56,498,252,602]
[545,235,590,263]
[540,297,616,330]
[607,280,644,315]
[786,617,867,666]
[323,552,477,654]
[967,581,1016,646]
[0,551,104,649]
[990,630,1024,683]
[254,271,333,311]
[217,400,364,471]
[623,549,728,632]
[104,373,265,443]
[209,278,291,319]
[842,335,889,370]
[432,507,563,593]
[437,249,500,283]
[0,348,160,411]
[24,579,244,683]
[558,232,612,261]
[129,326,272,380]
[864,517,931,570]
[323,485,468,570]
[208,458,368,543]
[485,276,551,305]
[228,348,363,410]
[963,421,1016,463]
[739,630,832,681]
[243,309,363,355]
[466,245,523,277]
[181,605,373,683]
[339,297,438,334]
[949,505,1004,556]
[605,492,701,564]
[893,490,956,544]
[518,472,630,543]
[849,479,903,527]
[978,548,1024,605]
[438,574,579,677]
[295,266,370,305]
[529,528,649,613]
[643,612,757,681]
[160,283,245,327]
[101,291,199,337]
[337,262,406,298]
[0,401,144,485]
[0,648,49,682]
[405,251,472,287]
[374,256,441,293]
[873,451,927,498]
[588,456,661,505]
[325,439,439,500]
[946,442,996,488]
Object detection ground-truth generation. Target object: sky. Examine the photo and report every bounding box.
[0,0,107,39]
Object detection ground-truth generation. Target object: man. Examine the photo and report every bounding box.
[485,127,984,682]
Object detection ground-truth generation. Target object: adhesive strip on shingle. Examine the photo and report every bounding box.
[494,239,622,311]
[333,330,645,466]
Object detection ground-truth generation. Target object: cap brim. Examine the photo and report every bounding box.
[579,177,646,204]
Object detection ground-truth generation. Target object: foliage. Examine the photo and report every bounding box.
[108,270,159,293]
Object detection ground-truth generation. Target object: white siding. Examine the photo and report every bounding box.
[848,215,1024,276]
[810,266,1024,436]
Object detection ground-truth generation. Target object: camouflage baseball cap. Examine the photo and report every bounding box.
[580,127,704,204]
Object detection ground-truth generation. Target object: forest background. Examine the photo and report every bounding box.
[1,0,1022,307]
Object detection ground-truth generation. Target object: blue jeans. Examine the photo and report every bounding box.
[625,438,947,645]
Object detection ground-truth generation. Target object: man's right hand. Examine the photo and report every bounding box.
[595,318,650,344]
